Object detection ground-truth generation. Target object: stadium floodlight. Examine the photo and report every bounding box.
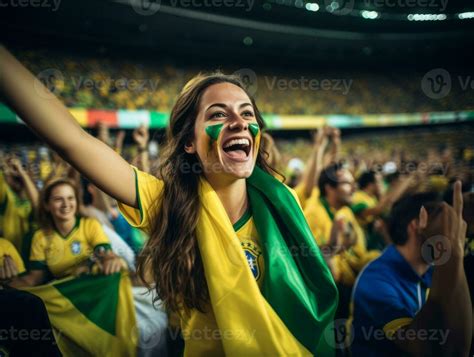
[361,10,378,19]
[407,13,447,21]
[305,3,320,12]
[458,12,474,19]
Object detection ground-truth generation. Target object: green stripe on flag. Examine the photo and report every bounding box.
[55,273,120,336]
[247,167,338,355]
[0,104,17,123]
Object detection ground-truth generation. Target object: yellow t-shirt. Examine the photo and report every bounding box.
[0,172,35,258]
[0,237,26,274]
[29,217,110,278]
[351,190,378,227]
[293,184,320,210]
[117,167,265,287]
[304,197,379,286]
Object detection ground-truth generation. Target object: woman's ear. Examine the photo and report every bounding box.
[184,141,196,154]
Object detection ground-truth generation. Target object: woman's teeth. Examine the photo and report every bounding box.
[224,138,250,148]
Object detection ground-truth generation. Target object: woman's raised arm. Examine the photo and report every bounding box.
[0,45,137,207]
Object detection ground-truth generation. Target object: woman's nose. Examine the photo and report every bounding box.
[228,115,248,131]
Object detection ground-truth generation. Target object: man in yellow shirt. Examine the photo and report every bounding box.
[304,163,379,317]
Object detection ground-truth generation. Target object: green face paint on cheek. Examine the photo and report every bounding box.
[205,123,224,142]
[249,123,260,137]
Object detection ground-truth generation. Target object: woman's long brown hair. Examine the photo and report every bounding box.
[138,73,275,314]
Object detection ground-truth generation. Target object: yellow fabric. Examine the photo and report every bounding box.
[303,198,379,286]
[29,217,110,278]
[0,172,34,254]
[383,317,414,339]
[22,272,138,357]
[293,184,319,210]
[352,190,378,227]
[0,237,26,274]
[118,167,312,356]
[235,216,264,288]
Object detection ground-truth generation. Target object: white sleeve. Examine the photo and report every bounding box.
[101,224,136,271]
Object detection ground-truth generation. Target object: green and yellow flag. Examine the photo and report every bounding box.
[21,272,138,357]
[182,166,338,356]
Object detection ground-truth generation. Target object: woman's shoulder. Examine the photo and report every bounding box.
[80,216,103,228]
[133,167,163,190]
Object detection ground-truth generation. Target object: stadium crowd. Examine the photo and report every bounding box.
[0,46,472,357]
[12,48,474,115]
[1,120,473,356]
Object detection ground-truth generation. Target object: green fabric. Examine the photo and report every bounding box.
[247,167,338,356]
[350,202,369,215]
[205,123,224,142]
[320,197,335,221]
[232,208,252,232]
[55,272,120,336]
[133,168,144,225]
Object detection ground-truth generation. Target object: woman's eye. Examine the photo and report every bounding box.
[242,111,255,118]
[209,112,226,119]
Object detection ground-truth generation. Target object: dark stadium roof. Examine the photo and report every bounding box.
[1,0,473,68]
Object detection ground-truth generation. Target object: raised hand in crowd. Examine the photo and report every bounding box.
[5,155,39,209]
[132,124,150,173]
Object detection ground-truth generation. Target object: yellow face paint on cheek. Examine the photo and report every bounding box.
[249,123,261,160]
[204,123,224,161]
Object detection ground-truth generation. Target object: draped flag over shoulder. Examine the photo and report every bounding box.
[186,166,338,356]
[21,272,138,357]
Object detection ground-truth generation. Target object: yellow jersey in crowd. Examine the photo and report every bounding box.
[29,217,110,278]
[351,190,378,228]
[304,196,379,286]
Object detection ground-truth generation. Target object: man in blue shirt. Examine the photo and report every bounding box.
[351,184,471,356]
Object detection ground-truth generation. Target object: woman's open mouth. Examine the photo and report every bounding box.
[222,137,251,162]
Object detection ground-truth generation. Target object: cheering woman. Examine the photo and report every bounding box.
[0,45,338,356]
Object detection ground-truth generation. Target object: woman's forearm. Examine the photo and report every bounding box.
[0,45,138,207]
[0,45,84,152]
